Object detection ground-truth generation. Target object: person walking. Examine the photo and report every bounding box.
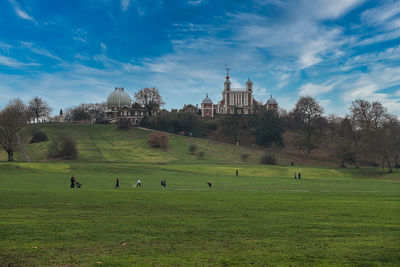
[70,176,75,188]
[298,173,301,179]
[236,170,239,176]
[136,178,141,187]
[115,177,120,189]
[207,182,212,188]
[294,173,297,179]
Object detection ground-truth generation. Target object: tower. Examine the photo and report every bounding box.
[201,94,213,118]
[266,95,278,113]
[246,78,253,91]
[224,65,231,91]
[59,109,64,123]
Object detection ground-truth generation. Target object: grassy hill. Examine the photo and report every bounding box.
[0,123,270,164]
[1,123,399,265]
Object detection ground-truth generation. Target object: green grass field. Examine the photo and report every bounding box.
[1,124,399,266]
[0,124,267,164]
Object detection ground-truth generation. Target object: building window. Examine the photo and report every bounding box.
[244,109,248,114]
[237,94,242,106]
[230,93,234,106]
[244,94,248,106]
[230,108,234,114]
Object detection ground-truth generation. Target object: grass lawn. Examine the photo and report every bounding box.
[1,162,399,266]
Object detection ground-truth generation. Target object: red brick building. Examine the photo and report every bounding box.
[200,72,279,118]
[201,94,213,118]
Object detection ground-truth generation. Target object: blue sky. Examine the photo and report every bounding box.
[1,0,400,116]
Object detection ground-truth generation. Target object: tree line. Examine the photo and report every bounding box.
[0,95,399,171]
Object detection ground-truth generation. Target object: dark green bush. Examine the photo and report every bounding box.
[117,119,131,130]
[30,131,48,143]
[189,143,197,154]
[241,154,250,162]
[48,134,78,159]
[147,132,168,148]
[260,154,276,165]
[198,151,205,159]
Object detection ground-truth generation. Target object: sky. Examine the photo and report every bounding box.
[0,0,400,116]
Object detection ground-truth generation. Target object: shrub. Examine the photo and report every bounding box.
[48,134,78,159]
[189,143,197,154]
[117,119,131,130]
[30,131,48,143]
[147,132,168,148]
[260,154,276,165]
[241,153,250,162]
[197,151,205,159]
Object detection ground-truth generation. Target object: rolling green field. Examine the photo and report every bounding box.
[0,124,267,164]
[1,124,399,266]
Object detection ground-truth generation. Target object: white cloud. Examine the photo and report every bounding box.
[361,1,400,27]
[73,29,88,43]
[100,43,107,52]
[229,7,347,69]
[341,44,400,70]
[187,0,203,5]
[357,29,400,46]
[19,42,60,61]
[7,0,37,24]
[121,0,130,11]
[0,54,39,68]
[299,83,333,97]
[304,0,365,20]
[339,66,400,114]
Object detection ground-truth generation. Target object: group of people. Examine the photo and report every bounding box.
[293,172,302,179]
[117,178,142,189]
[70,176,82,188]
[71,168,302,191]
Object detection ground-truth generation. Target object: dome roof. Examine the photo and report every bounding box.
[202,94,213,104]
[267,95,277,105]
[107,87,131,107]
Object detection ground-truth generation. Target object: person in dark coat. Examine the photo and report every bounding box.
[207,182,212,188]
[294,173,297,179]
[115,178,119,189]
[70,176,75,188]
[236,170,239,176]
[298,173,301,179]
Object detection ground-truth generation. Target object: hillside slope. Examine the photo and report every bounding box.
[0,123,270,164]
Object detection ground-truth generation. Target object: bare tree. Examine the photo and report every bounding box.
[28,97,52,123]
[0,99,28,161]
[350,99,386,130]
[290,96,324,154]
[348,99,400,171]
[86,103,107,123]
[135,87,164,116]
[373,115,400,173]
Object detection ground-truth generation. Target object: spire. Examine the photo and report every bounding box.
[225,64,230,79]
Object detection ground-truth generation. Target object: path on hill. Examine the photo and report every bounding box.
[136,126,240,146]
[15,133,32,162]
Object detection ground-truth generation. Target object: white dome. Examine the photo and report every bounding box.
[267,95,277,105]
[202,94,213,104]
[107,87,131,107]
